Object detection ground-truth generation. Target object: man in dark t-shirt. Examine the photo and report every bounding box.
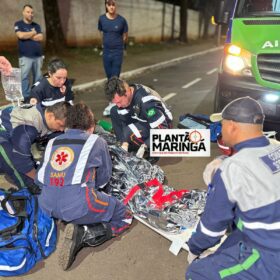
[98,0,128,116]
[14,4,43,100]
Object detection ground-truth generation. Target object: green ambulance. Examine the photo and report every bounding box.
[214,0,280,137]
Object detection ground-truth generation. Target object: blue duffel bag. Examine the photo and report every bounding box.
[0,188,57,276]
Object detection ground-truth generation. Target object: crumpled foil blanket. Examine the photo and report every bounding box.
[100,133,207,234]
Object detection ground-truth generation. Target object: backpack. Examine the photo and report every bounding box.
[0,188,57,276]
[178,113,222,142]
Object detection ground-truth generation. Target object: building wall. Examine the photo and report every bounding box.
[0,0,215,49]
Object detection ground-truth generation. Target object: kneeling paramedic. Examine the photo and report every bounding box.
[0,102,69,189]
[35,102,133,270]
[104,77,172,156]
[186,97,280,279]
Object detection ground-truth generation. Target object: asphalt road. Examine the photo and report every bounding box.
[6,49,224,280]
[76,49,223,188]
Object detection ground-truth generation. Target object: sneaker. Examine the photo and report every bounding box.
[103,102,115,116]
[59,224,84,271]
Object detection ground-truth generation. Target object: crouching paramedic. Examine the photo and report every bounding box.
[0,102,69,189]
[104,77,172,153]
[186,97,280,280]
[35,102,133,270]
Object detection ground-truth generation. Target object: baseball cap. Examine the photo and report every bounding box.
[210,96,265,124]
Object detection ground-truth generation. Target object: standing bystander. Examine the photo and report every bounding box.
[98,0,128,116]
[14,4,43,101]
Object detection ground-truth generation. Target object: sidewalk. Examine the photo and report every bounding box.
[70,39,221,93]
[0,39,220,105]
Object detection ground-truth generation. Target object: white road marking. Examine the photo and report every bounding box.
[182,78,202,89]
[206,68,218,75]
[163,93,177,101]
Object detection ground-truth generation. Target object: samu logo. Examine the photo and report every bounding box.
[262,40,280,49]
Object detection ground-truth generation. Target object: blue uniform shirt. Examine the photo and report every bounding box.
[0,104,49,173]
[36,129,112,221]
[14,20,42,58]
[188,136,280,255]
[30,77,74,107]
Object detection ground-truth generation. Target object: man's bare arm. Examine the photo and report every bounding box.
[16,28,37,40]
[32,33,43,42]
[123,32,128,44]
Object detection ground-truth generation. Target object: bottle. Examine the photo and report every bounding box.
[1,68,23,102]
[97,119,113,132]
[136,144,147,158]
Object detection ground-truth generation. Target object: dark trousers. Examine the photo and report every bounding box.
[71,188,132,236]
[0,137,34,188]
[103,50,123,79]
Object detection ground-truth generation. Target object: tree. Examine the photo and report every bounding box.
[193,0,217,39]
[42,0,66,53]
[157,0,189,42]
[179,0,188,42]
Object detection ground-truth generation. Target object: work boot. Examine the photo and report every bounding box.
[59,223,112,270]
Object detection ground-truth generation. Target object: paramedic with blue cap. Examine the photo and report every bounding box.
[186,96,280,279]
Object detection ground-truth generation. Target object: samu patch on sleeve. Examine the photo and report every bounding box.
[260,147,280,174]
[146,108,156,118]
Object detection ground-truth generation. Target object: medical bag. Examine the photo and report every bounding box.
[0,188,56,276]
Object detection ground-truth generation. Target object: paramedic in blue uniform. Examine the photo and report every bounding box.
[0,102,69,189]
[14,4,43,100]
[98,0,128,116]
[104,76,173,152]
[186,97,280,280]
[35,102,133,271]
[30,58,74,107]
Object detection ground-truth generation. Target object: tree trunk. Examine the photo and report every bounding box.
[179,0,188,42]
[202,0,216,39]
[42,0,65,53]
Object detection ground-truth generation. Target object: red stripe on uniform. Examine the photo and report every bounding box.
[111,224,130,236]
[85,187,106,213]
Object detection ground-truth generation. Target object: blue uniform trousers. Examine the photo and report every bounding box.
[0,134,34,188]
[71,188,132,236]
[186,233,280,280]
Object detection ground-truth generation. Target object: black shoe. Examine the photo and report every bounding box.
[59,224,84,271]
[58,223,112,270]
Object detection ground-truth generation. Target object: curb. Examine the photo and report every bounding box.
[73,46,223,92]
